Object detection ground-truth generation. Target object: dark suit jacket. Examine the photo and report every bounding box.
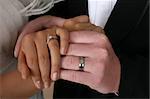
[31,0,149,98]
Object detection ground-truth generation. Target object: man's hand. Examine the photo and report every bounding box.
[60,30,121,94]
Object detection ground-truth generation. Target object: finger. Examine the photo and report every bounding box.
[48,40,60,81]
[60,70,95,87]
[18,50,30,79]
[14,16,66,57]
[61,56,94,72]
[22,35,42,89]
[69,31,103,44]
[34,31,51,88]
[73,23,104,33]
[63,20,78,31]
[66,44,96,57]
[46,29,61,81]
[63,15,89,31]
[56,28,69,54]
[71,15,89,23]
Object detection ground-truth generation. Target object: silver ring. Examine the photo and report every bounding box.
[79,56,85,71]
[47,34,58,44]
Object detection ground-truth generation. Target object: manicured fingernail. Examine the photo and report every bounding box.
[35,81,41,89]
[52,72,58,81]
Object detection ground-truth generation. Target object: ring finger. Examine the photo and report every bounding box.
[61,56,95,73]
[45,28,61,81]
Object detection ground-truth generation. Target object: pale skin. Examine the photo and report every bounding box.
[0,15,100,98]
[15,15,120,94]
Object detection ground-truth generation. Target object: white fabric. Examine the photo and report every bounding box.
[0,0,63,71]
[0,0,62,98]
[0,0,27,68]
[88,0,117,28]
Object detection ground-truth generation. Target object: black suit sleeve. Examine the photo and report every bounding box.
[116,6,149,98]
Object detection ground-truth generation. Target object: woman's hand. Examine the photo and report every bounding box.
[18,26,69,89]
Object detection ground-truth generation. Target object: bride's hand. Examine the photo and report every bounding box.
[18,26,69,89]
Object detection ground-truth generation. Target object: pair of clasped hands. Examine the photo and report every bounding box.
[14,15,120,94]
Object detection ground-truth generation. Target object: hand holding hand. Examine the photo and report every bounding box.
[16,15,93,89]
[18,26,69,89]
[60,30,121,94]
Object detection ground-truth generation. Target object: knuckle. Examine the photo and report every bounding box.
[67,56,74,66]
[24,34,33,40]
[22,34,33,44]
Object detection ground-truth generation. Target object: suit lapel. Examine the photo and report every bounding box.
[104,0,149,47]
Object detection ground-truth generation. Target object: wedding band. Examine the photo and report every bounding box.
[79,56,85,71]
[47,34,58,44]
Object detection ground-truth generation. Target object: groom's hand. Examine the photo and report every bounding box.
[60,30,121,94]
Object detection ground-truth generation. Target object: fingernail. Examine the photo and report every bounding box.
[44,82,49,88]
[35,81,41,89]
[52,72,58,81]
